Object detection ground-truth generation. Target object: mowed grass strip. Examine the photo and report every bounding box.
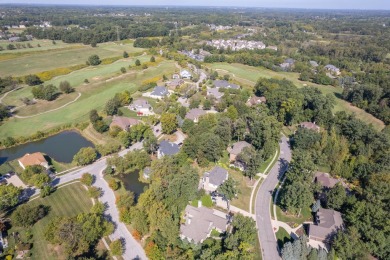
[209,63,385,131]
[0,41,144,77]
[0,60,176,138]
[28,182,93,260]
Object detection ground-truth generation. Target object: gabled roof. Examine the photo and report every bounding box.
[309,208,343,241]
[151,86,169,97]
[185,108,207,121]
[18,152,48,168]
[204,166,228,187]
[110,116,140,130]
[213,80,240,90]
[300,122,320,131]
[310,60,319,67]
[180,70,192,77]
[207,88,224,99]
[180,205,229,243]
[314,172,342,189]
[130,99,151,109]
[228,141,252,155]
[158,140,180,156]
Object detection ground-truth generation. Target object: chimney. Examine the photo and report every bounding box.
[198,200,202,208]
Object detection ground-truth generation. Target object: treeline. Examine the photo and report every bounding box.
[26,22,172,44]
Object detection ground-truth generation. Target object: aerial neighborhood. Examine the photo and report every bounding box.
[0,4,388,260]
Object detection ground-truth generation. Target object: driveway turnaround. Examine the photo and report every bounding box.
[255,135,292,260]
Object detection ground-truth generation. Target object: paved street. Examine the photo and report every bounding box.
[50,142,147,260]
[255,136,292,260]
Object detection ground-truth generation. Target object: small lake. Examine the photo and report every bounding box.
[117,171,148,198]
[0,130,94,165]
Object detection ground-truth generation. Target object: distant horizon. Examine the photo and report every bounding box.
[1,1,390,11]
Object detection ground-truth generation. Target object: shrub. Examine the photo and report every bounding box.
[110,239,123,256]
[120,67,126,74]
[109,179,119,191]
[25,74,42,86]
[59,81,74,94]
[88,186,102,198]
[73,147,98,166]
[12,204,49,227]
[88,54,101,66]
[80,173,94,186]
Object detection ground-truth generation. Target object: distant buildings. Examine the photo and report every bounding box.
[167,78,184,88]
[206,39,266,51]
[179,49,211,62]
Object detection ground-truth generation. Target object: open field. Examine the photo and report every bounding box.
[0,39,76,54]
[0,41,145,77]
[0,60,176,138]
[7,182,92,260]
[208,63,385,131]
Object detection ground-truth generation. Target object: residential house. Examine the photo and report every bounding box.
[180,70,192,79]
[18,152,49,170]
[314,172,348,202]
[213,80,240,90]
[247,96,266,106]
[308,208,344,243]
[180,205,229,243]
[325,64,341,75]
[167,78,184,88]
[202,166,229,193]
[310,60,319,67]
[110,116,140,131]
[157,140,180,159]
[207,88,224,101]
[172,73,180,79]
[185,108,207,123]
[280,58,295,70]
[299,122,320,132]
[227,141,252,162]
[149,86,170,99]
[128,98,153,116]
[8,37,21,42]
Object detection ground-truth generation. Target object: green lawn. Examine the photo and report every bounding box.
[0,60,176,138]
[208,63,385,131]
[192,194,213,208]
[8,182,92,260]
[275,205,312,227]
[259,146,280,174]
[276,227,293,249]
[0,39,73,54]
[230,168,253,212]
[0,41,144,77]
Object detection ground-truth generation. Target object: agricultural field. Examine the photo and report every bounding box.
[208,63,385,131]
[0,59,176,138]
[0,41,145,77]
[7,182,93,260]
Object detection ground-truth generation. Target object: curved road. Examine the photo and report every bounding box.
[46,142,147,260]
[255,135,292,260]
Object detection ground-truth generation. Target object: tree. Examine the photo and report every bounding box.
[88,186,102,198]
[110,239,123,256]
[89,109,101,123]
[12,204,48,227]
[31,84,58,101]
[30,173,51,188]
[160,113,178,134]
[25,74,42,86]
[135,59,141,66]
[326,183,346,210]
[59,81,74,93]
[0,185,21,213]
[226,105,238,120]
[123,51,129,58]
[203,99,212,110]
[143,134,158,154]
[225,214,257,250]
[80,173,94,186]
[333,227,367,260]
[104,97,120,116]
[120,67,126,73]
[88,54,101,66]
[73,147,98,166]
[236,147,263,179]
[109,179,120,191]
[150,56,156,62]
[217,177,238,204]
[0,104,9,121]
[41,185,52,198]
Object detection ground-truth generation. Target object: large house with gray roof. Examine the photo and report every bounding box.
[227,141,252,162]
[202,166,229,193]
[207,87,224,101]
[213,80,240,90]
[128,98,154,116]
[149,86,170,99]
[308,208,344,243]
[157,140,180,159]
[180,205,229,244]
[185,108,207,123]
[325,64,341,75]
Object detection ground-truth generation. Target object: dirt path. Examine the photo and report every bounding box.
[0,87,22,104]
[13,92,82,119]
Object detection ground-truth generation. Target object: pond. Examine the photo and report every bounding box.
[117,171,148,198]
[0,130,94,165]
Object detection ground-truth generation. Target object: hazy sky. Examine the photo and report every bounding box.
[1,0,389,10]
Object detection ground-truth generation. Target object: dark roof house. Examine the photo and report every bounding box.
[158,140,180,158]
[202,166,229,192]
[213,80,240,90]
[308,208,343,243]
[150,86,169,98]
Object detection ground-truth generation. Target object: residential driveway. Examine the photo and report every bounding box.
[255,136,292,260]
[152,123,162,138]
[173,130,186,144]
[48,142,147,259]
[177,97,189,107]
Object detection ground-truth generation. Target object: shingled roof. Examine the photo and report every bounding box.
[204,166,228,187]
[309,208,343,242]
[228,141,252,155]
